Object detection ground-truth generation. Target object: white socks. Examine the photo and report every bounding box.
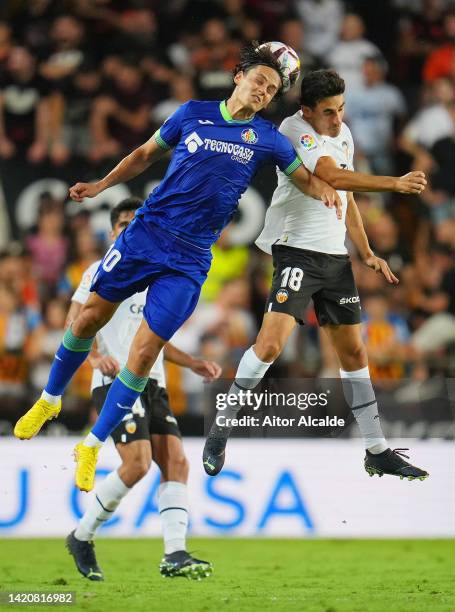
[221,346,273,421]
[74,473,190,553]
[41,390,61,405]
[235,346,273,388]
[75,470,130,541]
[83,432,103,448]
[340,366,388,454]
[158,481,189,554]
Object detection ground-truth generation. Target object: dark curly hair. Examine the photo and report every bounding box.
[233,41,285,92]
[110,197,142,228]
[300,69,345,108]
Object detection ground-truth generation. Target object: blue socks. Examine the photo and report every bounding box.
[45,327,94,396]
[91,368,149,442]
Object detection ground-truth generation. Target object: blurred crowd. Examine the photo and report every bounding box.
[1,0,455,431]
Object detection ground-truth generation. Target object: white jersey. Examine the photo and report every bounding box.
[256,112,354,255]
[72,260,166,391]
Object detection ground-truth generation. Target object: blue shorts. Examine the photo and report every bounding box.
[90,215,212,340]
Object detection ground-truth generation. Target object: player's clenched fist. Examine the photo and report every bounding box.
[69,181,102,202]
[394,171,427,194]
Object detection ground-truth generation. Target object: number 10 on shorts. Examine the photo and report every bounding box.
[280,266,304,291]
[102,245,122,272]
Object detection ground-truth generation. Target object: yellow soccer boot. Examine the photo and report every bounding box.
[14,398,62,439]
[74,443,100,492]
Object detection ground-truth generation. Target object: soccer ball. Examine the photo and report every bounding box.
[257,41,301,93]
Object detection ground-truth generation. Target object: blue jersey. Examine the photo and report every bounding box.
[137,100,302,249]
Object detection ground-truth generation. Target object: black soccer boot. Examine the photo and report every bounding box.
[66,530,104,581]
[159,551,213,580]
[364,448,429,481]
[202,422,232,476]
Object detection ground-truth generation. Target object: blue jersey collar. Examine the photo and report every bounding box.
[220,100,255,124]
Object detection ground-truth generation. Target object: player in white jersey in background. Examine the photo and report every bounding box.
[203,69,429,481]
[66,198,221,581]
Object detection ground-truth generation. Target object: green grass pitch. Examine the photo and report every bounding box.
[0,539,454,612]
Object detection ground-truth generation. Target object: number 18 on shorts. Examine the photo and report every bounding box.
[267,244,361,327]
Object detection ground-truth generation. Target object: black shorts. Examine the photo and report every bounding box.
[92,379,181,445]
[266,244,361,326]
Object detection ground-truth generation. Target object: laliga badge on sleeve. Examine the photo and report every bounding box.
[300,133,318,151]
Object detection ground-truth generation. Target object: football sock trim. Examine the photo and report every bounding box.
[45,329,94,396]
[118,367,149,393]
[62,327,95,352]
[91,375,143,442]
[351,399,377,411]
[95,495,115,514]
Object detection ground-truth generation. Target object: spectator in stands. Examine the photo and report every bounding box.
[345,55,407,174]
[39,15,87,84]
[362,211,415,314]
[397,0,445,84]
[0,46,54,163]
[27,296,68,394]
[108,8,158,57]
[246,0,295,39]
[0,244,40,314]
[279,17,319,76]
[59,228,102,297]
[423,9,455,82]
[368,212,412,276]
[406,253,449,331]
[167,31,200,74]
[326,13,381,89]
[25,196,68,296]
[410,246,455,353]
[361,292,411,382]
[88,58,154,161]
[201,228,249,302]
[428,99,455,197]
[0,282,38,398]
[191,18,240,99]
[296,0,344,60]
[399,77,455,172]
[50,60,102,163]
[414,98,455,222]
[152,74,195,125]
[0,21,12,71]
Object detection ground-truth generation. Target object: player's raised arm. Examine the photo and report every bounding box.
[290,163,343,219]
[70,101,191,202]
[69,136,168,202]
[273,129,343,219]
[313,155,427,194]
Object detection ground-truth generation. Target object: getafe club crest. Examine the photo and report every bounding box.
[241,128,258,144]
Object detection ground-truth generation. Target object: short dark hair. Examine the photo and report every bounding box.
[233,41,285,92]
[300,69,345,108]
[110,197,142,228]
